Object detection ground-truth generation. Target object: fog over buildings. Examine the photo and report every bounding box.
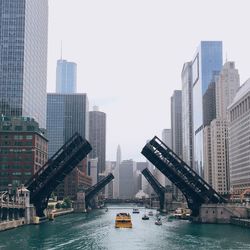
[48,0,250,161]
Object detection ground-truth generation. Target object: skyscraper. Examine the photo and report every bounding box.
[192,41,222,176]
[89,106,106,181]
[119,160,136,199]
[228,79,250,194]
[56,59,77,94]
[203,61,240,193]
[113,145,121,198]
[47,93,90,198]
[171,90,182,157]
[171,90,182,199]
[181,62,193,168]
[47,93,89,157]
[0,0,48,128]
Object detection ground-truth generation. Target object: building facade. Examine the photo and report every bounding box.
[56,59,77,94]
[46,93,90,199]
[228,79,250,193]
[0,0,48,128]
[113,145,121,198]
[0,116,48,190]
[192,41,222,176]
[181,62,193,168]
[119,160,136,199]
[171,90,183,158]
[203,62,240,194]
[89,106,106,181]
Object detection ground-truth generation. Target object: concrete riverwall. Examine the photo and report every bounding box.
[0,218,25,232]
[194,204,248,223]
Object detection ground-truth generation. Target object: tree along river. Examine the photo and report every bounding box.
[0,204,250,250]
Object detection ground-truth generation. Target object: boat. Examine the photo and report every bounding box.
[115,213,132,228]
[155,218,162,225]
[173,208,191,220]
[142,214,149,220]
[132,208,140,214]
[148,211,153,216]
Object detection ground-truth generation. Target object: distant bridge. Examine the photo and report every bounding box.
[141,168,171,211]
[141,136,226,216]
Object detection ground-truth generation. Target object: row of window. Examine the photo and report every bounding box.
[230,95,250,121]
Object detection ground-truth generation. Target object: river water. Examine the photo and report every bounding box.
[0,204,250,250]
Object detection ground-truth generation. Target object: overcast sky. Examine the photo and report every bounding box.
[47,0,250,161]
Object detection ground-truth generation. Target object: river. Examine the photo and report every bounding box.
[0,204,250,250]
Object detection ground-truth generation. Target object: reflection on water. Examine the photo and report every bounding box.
[0,204,250,250]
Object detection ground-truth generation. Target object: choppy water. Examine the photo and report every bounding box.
[0,204,250,250]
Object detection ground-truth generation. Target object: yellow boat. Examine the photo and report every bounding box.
[115,213,132,228]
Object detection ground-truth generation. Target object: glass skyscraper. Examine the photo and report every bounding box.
[56,59,77,94]
[0,0,48,128]
[89,107,106,181]
[192,41,222,176]
[46,93,89,157]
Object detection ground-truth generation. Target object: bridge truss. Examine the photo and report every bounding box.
[26,133,92,217]
[85,173,114,207]
[141,136,226,216]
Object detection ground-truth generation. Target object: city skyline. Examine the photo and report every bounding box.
[47,0,250,161]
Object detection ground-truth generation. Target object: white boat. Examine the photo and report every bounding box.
[155,218,162,225]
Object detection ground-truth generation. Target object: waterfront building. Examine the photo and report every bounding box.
[210,119,229,194]
[113,145,121,198]
[119,160,136,199]
[171,90,182,199]
[171,90,183,158]
[46,93,90,199]
[0,0,48,128]
[203,62,240,193]
[181,62,193,168]
[192,41,222,177]
[228,79,250,193]
[0,116,48,190]
[56,59,77,94]
[89,106,106,181]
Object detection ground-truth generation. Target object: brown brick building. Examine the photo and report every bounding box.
[0,116,48,190]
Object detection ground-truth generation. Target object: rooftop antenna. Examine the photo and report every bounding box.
[225,51,228,63]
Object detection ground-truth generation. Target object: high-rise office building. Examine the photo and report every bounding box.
[216,62,240,119]
[192,41,222,176]
[0,0,48,128]
[203,62,240,193]
[47,93,90,199]
[113,145,121,198]
[56,59,77,94]
[47,94,89,157]
[228,79,250,193]
[171,90,182,199]
[171,90,182,157]
[89,106,106,181]
[181,62,193,168]
[119,160,136,199]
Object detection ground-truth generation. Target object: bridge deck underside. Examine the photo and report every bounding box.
[141,136,226,216]
[85,174,114,206]
[26,133,92,216]
[141,168,165,210]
